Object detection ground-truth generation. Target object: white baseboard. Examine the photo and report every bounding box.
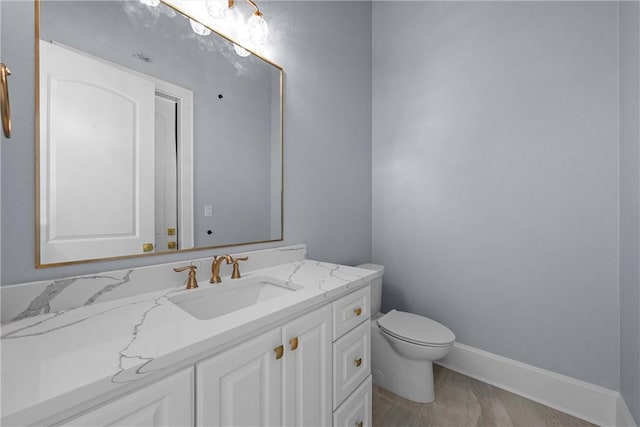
[437,342,629,427]
[617,394,638,427]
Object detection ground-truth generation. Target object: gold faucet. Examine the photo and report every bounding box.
[174,265,199,290]
[210,255,232,283]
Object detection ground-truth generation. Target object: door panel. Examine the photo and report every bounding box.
[196,328,283,427]
[154,95,178,251]
[282,306,332,427]
[62,369,193,427]
[39,40,155,265]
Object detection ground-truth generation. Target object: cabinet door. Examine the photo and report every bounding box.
[63,368,193,426]
[196,328,283,427]
[282,305,332,427]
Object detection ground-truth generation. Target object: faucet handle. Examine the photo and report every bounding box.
[229,256,249,279]
[174,265,199,290]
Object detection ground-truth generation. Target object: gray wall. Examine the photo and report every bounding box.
[372,1,621,389]
[0,0,372,285]
[619,1,640,423]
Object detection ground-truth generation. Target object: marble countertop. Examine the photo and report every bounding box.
[1,260,380,424]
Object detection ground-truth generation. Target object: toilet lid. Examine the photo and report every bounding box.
[377,310,455,346]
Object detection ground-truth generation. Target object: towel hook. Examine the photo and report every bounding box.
[0,63,11,139]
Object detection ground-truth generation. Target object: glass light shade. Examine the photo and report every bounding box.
[246,13,268,46]
[206,0,231,19]
[233,43,251,57]
[190,19,211,36]
[139,0,160,6]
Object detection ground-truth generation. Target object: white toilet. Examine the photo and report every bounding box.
[358,263,455,403]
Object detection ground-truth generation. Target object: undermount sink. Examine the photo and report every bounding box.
[169,276,302,320]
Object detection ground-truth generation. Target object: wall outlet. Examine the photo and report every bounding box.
[204,205,212,217]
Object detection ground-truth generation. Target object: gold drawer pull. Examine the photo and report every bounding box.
[290,337,299,351]
[356,421,364,427]
[274,345,284,360]
[142,243,154,252]
[354,357,362,367]
[354,307,362,316]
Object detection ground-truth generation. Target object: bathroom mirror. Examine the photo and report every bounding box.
[36,0,283,267]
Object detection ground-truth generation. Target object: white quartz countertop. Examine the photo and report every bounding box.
[1,260,380,424]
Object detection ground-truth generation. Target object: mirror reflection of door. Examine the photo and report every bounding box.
[38,40,156,265]
[38,40,194,265]
[155,95,178,251]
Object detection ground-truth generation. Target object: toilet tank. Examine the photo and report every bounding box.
[357,263,384,314]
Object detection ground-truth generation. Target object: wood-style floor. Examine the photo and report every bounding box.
[372,366,597,427]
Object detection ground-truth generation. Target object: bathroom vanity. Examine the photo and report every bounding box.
[1,249,378,426]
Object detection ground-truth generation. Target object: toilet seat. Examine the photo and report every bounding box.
[377,310,455,347]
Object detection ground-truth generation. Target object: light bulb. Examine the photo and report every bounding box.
[206,0,231,19]
[139,0,160,6]
[233,43,251,57]
[246,12,268,46]
[190,19,211,36]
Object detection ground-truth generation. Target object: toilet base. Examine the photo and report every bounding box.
[371,320,436,403]
[373,360,435,403]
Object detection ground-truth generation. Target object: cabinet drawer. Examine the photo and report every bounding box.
[333,320,371,408]
[333,376,372,427]
[332,286,370,340]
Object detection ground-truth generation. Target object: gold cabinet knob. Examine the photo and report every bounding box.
[354,307,362,316]
[354,357,362,367]
[142,243,154,252]
[290,337,299,351]
[274,345,284,360]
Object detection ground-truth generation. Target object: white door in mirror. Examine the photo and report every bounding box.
[154,95,178,251]
[38,41,155,265]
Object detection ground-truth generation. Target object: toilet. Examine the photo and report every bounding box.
[358,263,455,403]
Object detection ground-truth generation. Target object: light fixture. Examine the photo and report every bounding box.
[206,0,234,19]
[245,3,268,47]
[195,0,269,55]
[190,18,212,36]
[139,0,160,7]
[233,43,251,57]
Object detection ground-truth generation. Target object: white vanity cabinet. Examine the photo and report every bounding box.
[331,286,372,426]
[14,284,373,427]
[61,368,194,427]
[196,305,332,427]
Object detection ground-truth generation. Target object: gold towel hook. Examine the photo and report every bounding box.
[0,63,11,139]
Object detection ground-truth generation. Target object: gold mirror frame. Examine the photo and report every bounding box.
[35,0,284,268]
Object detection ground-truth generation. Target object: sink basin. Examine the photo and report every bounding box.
[169,276,302,320]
